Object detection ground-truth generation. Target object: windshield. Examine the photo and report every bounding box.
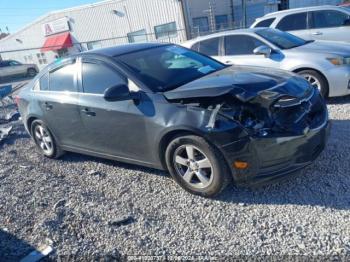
[115,45,226,92]
[256,28,311,49]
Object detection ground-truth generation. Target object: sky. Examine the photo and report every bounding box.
[0,0,101,34]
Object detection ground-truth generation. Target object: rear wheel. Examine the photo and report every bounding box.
[31,120,64,159]
[27,68,37,77]
[165,135,230,197]
[298,70,329,98]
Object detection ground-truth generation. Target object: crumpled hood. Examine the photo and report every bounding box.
[293,40,350,56]
[164,65,312,104]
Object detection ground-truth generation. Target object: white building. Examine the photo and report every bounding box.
[0,0,343,68]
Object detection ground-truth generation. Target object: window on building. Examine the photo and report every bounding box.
[225,35,265,55]
[82,62,126,94]
[254,18,276,28]
[215,15,229,30]
[154,22,177,39]
[310,10,350,29]
[192,37,220,56]
[276,12,307,31]
[49,63,76,92]
[86,41,102,50]
[127,29,147,43]
[36,53,48,65]
[39,73,49,91]
[193,17,210,33]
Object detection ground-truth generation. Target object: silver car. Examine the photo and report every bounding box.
[251,5,350,43]
[0,60,38,81]
[182,28,350,97]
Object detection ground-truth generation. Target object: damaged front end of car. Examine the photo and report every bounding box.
[164,74,330,185]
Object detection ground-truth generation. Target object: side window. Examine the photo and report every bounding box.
[276,12,307,31]
[310,10,350,29]
[9,61,21,66]
[191,42,200,52]
[225,35,265,56]
[82,62,126,94]
[254,18,276,28]
[39,73,49,91]
[196,38,220,56]
[49,63,76,92]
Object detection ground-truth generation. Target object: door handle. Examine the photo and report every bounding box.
[81,108,96,117]
[44,102,53,110]
[312,32,323,36]
[225,60,234,65]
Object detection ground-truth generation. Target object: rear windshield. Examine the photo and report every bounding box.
[115,45,225,92]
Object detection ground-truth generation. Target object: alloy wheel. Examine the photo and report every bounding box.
[34,125,54,155]
[28,69,37,77]
[173,145,214,189]
[301,73,322,91]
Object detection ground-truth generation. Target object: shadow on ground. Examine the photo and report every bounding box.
[57,118,350,210]
[327,94,350,105]
[0,229,35,261]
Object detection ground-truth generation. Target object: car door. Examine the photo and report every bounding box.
[0,61,13,77]
[309,10,350,42]
[8,61,27,75]
[36,59,85,148]
[275,12,311,40]
[220,34,282,69]
[78,57,147,160]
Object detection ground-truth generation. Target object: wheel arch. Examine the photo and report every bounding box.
[293,67,329,86]
[26,116,39,135]
[158,129,203,170]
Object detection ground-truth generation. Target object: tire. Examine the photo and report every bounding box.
[298,70,329,98]
[31,120,64,159]
[165,135,231,197]
[27,68,37,78]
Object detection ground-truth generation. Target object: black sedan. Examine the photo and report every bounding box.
[16,43,330,197]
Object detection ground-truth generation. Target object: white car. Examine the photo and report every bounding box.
[0,60,38,81]
[182,28,350,97]
[251,5,350,43]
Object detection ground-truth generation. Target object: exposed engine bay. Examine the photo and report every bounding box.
[168,86,326,137]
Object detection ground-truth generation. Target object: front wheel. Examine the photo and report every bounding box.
[298,70,329,98]
[27,68,37,77]
[31,120,64,159]
[165,135,230,197]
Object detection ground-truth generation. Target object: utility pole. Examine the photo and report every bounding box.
[241,0,247,28]
[208,0,215,32]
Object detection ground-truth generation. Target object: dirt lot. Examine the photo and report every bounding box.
[0,89,350,260]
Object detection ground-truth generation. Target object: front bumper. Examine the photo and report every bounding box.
[220,115,331,186]
[221,85,331,184]
[326,66,350,97]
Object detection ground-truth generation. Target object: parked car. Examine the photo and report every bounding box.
[17,43,329,197]
[0,60,38,81]
[182,28,350,97]
[251,5,350,43]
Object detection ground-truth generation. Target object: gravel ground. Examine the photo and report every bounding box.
[0,95,349,260]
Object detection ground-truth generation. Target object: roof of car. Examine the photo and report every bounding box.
[83,42,170,57]
[182,28,261,46]
[258,5,344,19]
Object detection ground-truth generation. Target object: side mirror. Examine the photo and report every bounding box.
[253,45,272,58]
[104,84,132,102]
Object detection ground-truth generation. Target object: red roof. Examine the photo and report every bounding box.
[41,32,73,52]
